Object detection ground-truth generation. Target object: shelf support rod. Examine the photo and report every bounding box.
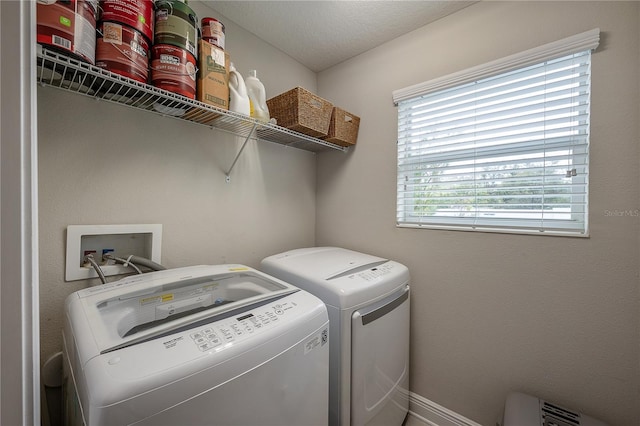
[225,122,258,183]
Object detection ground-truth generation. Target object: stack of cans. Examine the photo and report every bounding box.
[95,0,154,84]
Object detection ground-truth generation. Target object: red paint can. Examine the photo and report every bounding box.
[150,44,197,99]
[96,22,150,84]
[201,17,225,50]
[37,0,98,64]
[98,0,155,43]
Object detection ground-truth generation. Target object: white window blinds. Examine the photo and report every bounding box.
[394,29,599,236]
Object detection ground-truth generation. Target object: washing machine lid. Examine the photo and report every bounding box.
[261,247,410,308]
[65,265,298,363]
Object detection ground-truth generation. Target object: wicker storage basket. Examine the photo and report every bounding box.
[323,107,360,146]
[266,87,333,137]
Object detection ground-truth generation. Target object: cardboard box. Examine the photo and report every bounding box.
[197,40,229,110]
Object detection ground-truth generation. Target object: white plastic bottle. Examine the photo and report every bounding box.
[228,63,250,116]
[245,70,270,122]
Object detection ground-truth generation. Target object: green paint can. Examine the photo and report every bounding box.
[154,0,198,58]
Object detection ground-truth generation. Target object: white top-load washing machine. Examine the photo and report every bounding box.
[62,264,330,426]
[261,247,410,426]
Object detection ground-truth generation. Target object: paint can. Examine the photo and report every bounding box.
[201,17,225,50]
[36,0,98,64]
[154,0,198,59]
[150,44,197,99]
[98,0,155,43]
[96,22,150,84]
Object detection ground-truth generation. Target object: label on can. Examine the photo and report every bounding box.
[160,54,180,65]
[74,2,96,63]
[102,21,123,44]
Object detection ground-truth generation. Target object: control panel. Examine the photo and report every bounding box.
[349,262,395,282]
[189,299,297,351]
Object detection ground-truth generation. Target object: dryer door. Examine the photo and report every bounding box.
[351,286,410,426]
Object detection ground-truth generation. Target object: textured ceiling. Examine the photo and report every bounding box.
[204,1,477,72]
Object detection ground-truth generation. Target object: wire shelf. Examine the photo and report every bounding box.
[36,45,349,153]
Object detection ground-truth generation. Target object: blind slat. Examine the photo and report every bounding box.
[399,138,589,166]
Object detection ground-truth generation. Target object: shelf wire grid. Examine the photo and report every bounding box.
[36,46,348,153]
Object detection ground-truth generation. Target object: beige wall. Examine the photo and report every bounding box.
[37,1,318,372]
[316,2,639,425]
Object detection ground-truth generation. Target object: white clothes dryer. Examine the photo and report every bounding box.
[261,247,410,426]
[62,264,329,426]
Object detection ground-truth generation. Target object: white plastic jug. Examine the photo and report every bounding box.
[245,70,270,122]
[228,63,250,116]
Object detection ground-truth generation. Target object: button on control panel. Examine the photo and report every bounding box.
[190,300,297,351]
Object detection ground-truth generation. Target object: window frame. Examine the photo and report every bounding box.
[393,29,600,237]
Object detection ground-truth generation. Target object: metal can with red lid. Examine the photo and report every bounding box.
[96,21,150,84]
[98,0,155,43]
[150,43,197,99]
[201,17,225,50]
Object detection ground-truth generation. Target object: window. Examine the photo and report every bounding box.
[393,29,600,236]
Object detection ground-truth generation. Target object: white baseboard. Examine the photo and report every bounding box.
[407,392,484,426]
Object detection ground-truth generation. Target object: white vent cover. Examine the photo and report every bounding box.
[503,392,608,426]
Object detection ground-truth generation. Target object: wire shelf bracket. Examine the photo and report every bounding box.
[225,122,258,183]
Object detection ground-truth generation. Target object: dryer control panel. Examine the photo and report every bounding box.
[349,262,396,282]
[188,300,297,351]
